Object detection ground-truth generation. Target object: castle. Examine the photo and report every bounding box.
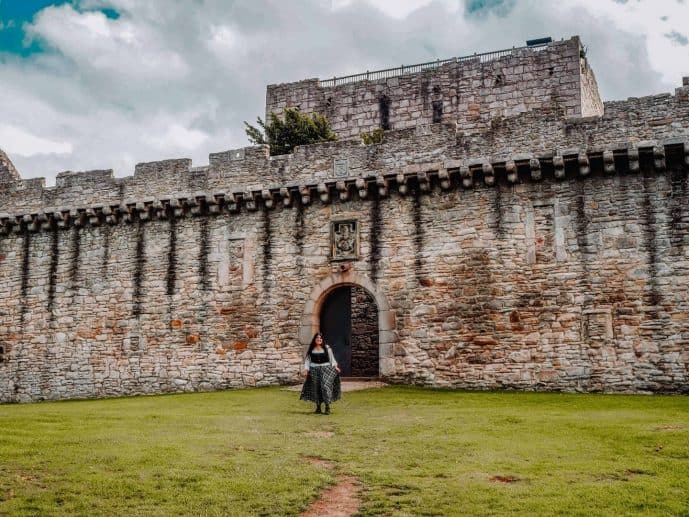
[1,36,688,402]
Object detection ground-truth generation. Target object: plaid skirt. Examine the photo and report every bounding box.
[300,365,341,405]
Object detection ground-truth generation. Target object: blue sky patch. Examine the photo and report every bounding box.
[0,0,119,57]
[464,0,516,17]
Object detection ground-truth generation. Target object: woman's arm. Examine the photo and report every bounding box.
[327,346,340,371]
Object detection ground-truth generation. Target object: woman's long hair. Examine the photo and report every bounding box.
[306,332,327,357]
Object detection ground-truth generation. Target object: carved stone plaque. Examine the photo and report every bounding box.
[331,220,359,261]
[334,158,349,178]
[582,309,614,341]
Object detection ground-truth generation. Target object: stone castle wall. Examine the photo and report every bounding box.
[1,49,689,402]
[266,37,603,139]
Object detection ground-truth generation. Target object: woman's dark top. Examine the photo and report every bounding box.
[309,350,329,364]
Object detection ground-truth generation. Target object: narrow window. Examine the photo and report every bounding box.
[379,95,391,130]
[0,345,4,364]
[432,100,443,123]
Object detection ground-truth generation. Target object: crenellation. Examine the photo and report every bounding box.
[55,169,115,188]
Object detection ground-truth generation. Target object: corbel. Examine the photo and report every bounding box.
[395,172,409,195]
[262,189,274,209]
[153,200,167,219]
[279,187,292,207]
[37,212,51,231]
[120,204,134,223]
[529,158,541,180]
[438,168,451,190]
[317,183,330,203]
[71,209,87,227]
[34,213,46,232]
[185,195,200,216]
[199,193,219,215]
[653,145,666,171]
[336,181,349,201]
[213,192,227,212]
[482,163,495,186]
[85,207,99,226]
[396,173,408,195]
[628,146,640,173]
[244,191,258,211]
[105,205,119,225]
[505,161,518,184]
[170,198,185,217]
[578,152,590,176]
[460,165,472,188]
[226,193,240,213]
[13,215,25,234]
[603,150,615,174]
[57,209,71,229]
[24,214,39,232]
[417,171,430,192]
[553,155,565,179]
[136,202,151,221]
[299,185,311,205]
[376,176,388,197]
[356,178,368,199]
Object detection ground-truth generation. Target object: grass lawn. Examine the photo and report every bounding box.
[1,386,688,516]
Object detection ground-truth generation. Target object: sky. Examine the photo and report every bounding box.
[0,0,688,185]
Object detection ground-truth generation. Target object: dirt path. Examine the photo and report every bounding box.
[301,457,363,517]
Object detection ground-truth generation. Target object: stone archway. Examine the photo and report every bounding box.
[299,271,396,377]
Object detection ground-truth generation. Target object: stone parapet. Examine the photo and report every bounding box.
[266,37,601,138]
[2,77,687,217]
[1,140,687,235]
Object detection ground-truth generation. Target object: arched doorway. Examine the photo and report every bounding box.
[320,286,379,377]
[299,271,396,378]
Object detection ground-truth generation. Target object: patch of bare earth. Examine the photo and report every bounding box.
[304,456,335,469]
[302,456,363,517]
[490,475,519,484]
[653,424,684,431]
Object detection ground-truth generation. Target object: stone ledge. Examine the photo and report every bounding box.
[1,140,687,234]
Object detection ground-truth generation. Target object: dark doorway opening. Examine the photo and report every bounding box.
[320,285,379,377]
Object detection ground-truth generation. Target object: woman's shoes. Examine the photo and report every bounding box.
[313,404,331,415]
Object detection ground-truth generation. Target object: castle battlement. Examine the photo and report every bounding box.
[266,36,604,139]
[1,76,687,219]
[1,137,687,234]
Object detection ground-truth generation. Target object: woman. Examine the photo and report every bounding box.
[300,332,341,414]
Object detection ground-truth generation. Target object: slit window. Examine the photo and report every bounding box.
[379,95,391,130]
[432,100,443,123]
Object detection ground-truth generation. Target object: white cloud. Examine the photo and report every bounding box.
[145,123,209,151]
[0,0,686,185]
[0,124,73,157]
[27,4,188,80]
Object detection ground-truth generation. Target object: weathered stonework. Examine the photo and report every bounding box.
[1,37,688,402]
[266,37,603,139]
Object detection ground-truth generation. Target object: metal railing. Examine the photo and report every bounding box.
[319,42,550,88]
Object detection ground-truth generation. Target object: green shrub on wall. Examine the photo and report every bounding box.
[244,108,336,156]
[360,129,385,145]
